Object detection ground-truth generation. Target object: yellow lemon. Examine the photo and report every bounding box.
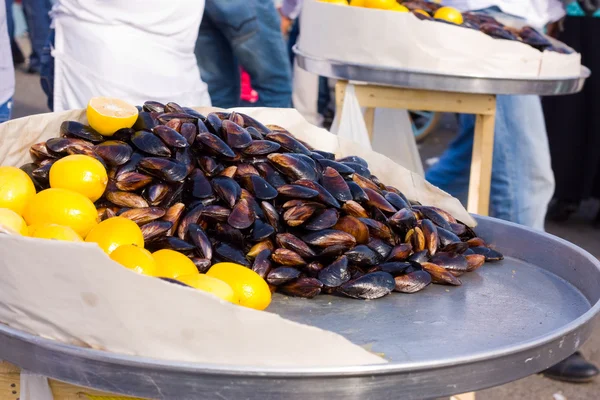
[110,244,158,276]
[152,249,198,279]
[86,97,139,137]
[0,166,36,215]
[349,0,365,6]
[23,188,98,237]
[85,217,144,254]
[49,154,108,202]
[364,0,397,10]
[0,208,28,235]
[328,0,349,5]
[176,274,239,304]
[434,6,463,24]
[391,4,409,12]
[28,223,83,241]
[206,262,271,311]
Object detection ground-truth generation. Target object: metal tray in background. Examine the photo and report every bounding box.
[0,216,599,400]
[293,46,590,96]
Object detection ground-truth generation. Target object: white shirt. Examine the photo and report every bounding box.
[50,0,211,111]
[0,0,15,106]
[442,0,566,29]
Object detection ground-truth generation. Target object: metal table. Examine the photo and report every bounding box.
[1,216,599,399]
[294,47,590,216]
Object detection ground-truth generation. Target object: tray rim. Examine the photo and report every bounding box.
[1,216,599,378]
[293,46,590,96]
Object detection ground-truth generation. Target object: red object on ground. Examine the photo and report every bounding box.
[240,69,259,103]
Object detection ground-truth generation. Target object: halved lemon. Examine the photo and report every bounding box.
[86,97,139,137]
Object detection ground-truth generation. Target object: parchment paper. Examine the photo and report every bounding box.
[0,107,473,367]
[298,1,581,79]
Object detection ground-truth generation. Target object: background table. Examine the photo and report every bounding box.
[294,47,590,216]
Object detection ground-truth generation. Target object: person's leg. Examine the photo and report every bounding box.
[492,95,554,230]
[208,0,292,108]
[427,96,554,230]
[5,0,25,65]
[287,18,299,66]
[0,98,13,123]
[21,0,52,73]
[195,11,239,108]
[425,114,475,206]
[39,28,54,111]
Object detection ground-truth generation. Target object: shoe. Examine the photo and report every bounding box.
[542,352,599,383]
[546,199,579,222]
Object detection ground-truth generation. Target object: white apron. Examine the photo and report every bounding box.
[50,0,211,111]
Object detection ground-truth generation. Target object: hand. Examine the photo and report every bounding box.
[278,8,293,35]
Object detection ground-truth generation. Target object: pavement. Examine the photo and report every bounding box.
[8,48,600,399]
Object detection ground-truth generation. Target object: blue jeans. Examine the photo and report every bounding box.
[426,95,555,231]
[21,0,52,70]
[0,98,13,123]
[195,0,292,108]
[40,29,54,110]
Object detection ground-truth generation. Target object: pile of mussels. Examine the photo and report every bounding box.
[22,101,503,300]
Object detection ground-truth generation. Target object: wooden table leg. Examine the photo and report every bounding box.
[467,100,497,216]
[363,107,375,141]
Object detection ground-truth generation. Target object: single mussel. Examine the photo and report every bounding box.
[252,249,273,278]
[143,182,171,206]
[360,218,394,244]
[196,132,236,158]
[239,175,278,200]
[321,167,352,202]
[337,271,395,300]
[277,184,319,199]
[106,191,149,208]
[255,162,287,188]
[222,120,253,149]
[276,233,317,259]
[345,244,382,267]
[211,176,242,208]
[304,208,339,231]
[302,229,356,248]
[318,159,354,176]
[250,219,275,241]
[342,200,369,218]
[94,140,133,166]
[421,262,462,286]
[367,237,393,260]
[347,181,369,203]
[119,207,165,225]
[429,252,469,274]
[239,112,272,136]
[215,243,250,266]
[333,215,369,245]
[163,202,185,235]
[143,101,165,113]
[466,254,486,272]
[265,132,311,155]
[115,171,152,191]
[242,140,281,156]
[131,130,171,157]
[267,153,317,182]
[138,158,188,183]
[283,204,317,227]
[188,223,213,260]
[271,248,306,266]
[389,208,418,233]
[177,203,205,240]
[279,278,323,299]
[141,220,173,241]
[267,267,301,286]
[228,198,255,229]
[394,270,432,294]
[470,246,504,261]
[318,256,351,288]
[133,112,157,131]
[386,243,413,261]
[152,125,188,149]
[294,179,341,209]
[420,219,439,256]
[60,121,105,143]
[377,261,413,277]
[384,191,411,211]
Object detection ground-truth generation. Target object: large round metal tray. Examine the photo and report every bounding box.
[293,46,590,96]
[1,216,599,399]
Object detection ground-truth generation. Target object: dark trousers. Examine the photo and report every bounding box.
[542,16,600,202]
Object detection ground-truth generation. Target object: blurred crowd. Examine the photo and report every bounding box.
[1,0,600,385]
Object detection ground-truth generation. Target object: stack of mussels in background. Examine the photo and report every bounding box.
[22,101,503,300]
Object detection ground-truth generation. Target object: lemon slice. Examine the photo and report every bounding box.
[86,97,139,137]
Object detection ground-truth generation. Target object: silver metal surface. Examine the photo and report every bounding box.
[293,46,590,96]
[1,216,599,400]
